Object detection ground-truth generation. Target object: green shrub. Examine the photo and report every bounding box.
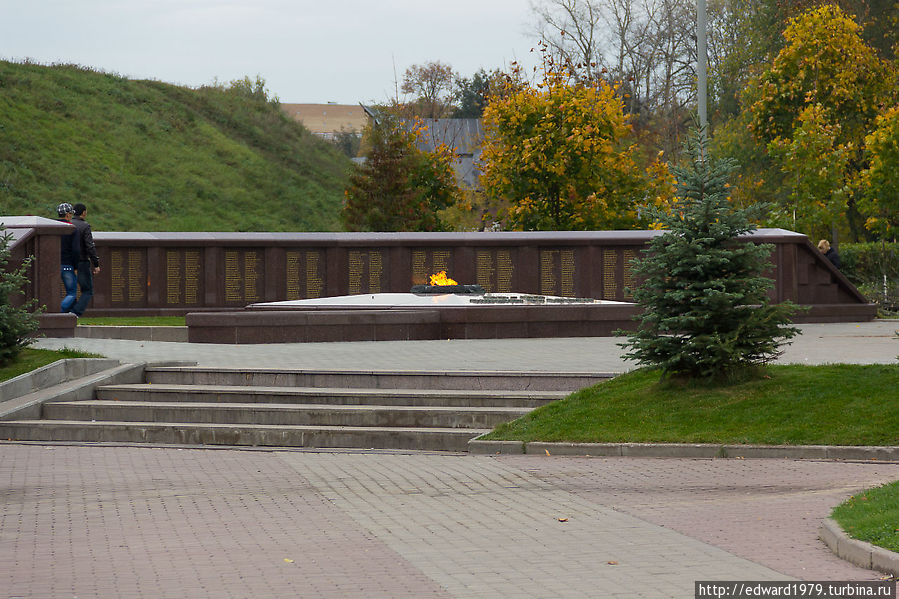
[840,242,899,311]
[0,228,40,366]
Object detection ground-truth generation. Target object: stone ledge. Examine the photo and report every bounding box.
[468,440,899,461]
[468,439,525,454]
[37,313,78,338]
[75,326,189,342]
[819,518,899,577]
[0,363,145,421]
[0,358,120,403]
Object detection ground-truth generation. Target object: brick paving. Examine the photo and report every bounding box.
[0,445,448,599]
[3,444,898,598]
[289,451,784,598]
[505,456,899,581]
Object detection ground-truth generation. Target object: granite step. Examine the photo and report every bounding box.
[0,420,486,451]
[42,400,531,429]
[0,365,594,451]
[95,384,564,408]
[144,366,613,392]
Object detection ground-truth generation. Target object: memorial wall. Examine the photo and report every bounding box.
[1,219,874,340]
[88,233,665,315]
[79,229,870,317]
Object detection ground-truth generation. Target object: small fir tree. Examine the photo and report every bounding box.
[0,227,40,365]
[621,130,799,381]
[341,113,459,232]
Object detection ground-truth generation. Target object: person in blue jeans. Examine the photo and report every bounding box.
[70,203,101,317]
[56,203,80,313]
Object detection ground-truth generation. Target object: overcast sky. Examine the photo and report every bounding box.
[1,0,541,105]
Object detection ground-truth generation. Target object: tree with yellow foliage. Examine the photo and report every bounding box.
[480,60,656,231]
[860,106,899,238]
[745,4,897,241]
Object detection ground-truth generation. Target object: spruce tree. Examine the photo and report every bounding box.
[0,228,40,365]
[621,130,798,381]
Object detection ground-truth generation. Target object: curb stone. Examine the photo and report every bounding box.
[75,326,189,342]
[819,518,899,577]
[468,439,899,461]
[0,358,120,402]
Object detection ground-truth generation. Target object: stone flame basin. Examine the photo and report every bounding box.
[185,293,638,344]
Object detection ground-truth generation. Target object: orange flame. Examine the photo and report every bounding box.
[429,271,458,286]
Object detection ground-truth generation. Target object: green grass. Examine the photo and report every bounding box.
[483,364,899,446]
[77,316,185,326]
[0,60,350,232]
[832,481,899,552]
[1,347,104,383]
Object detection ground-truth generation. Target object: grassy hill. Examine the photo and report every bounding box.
[0,61,350,232]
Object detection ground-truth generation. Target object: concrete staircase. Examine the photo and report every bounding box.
[0,366,614,451]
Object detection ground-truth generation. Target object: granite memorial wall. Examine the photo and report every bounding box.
[89,234,654,315]
[80,229,871,318]
[0,219,874,324]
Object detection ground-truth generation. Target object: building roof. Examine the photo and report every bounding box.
[398,118,484,189]
[281,103,367,136]
[411,119,484,155]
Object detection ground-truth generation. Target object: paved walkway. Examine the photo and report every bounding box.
[31,320,899,372]
[1,321,895,598]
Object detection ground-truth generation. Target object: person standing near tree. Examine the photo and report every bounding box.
[70,203,100,317]
[56,203,79,313]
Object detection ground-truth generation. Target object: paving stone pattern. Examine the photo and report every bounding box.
[0,445,448,599]
[287,451,785,598]
[504,456,899,581]
[6,444,897,598]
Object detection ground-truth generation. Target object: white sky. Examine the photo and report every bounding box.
[1,0,541,104]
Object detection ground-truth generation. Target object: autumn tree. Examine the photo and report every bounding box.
[745,4,897,241]
[859,106,899,238]
[401,61,458,119]
[480,57,659,231]
[531,0,899,149]
[531,0,702,156]
[342,112,460,231]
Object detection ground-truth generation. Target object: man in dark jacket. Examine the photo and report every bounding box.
[71,203,101,317]
[57,203,80,313]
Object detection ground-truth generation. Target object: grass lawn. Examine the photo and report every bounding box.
[1,347,104,383]
[77,316,186,327]
[483,364,899,446]
[832,481,899,552]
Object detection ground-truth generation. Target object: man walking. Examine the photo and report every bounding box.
[70,203,100,317]
[56,203,79,313]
